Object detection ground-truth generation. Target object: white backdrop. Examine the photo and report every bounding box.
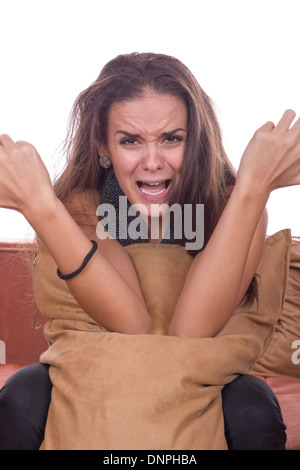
[0,0,299,240]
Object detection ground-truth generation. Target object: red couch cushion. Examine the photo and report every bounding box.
[258,376,300,450]
[0,241,48,365]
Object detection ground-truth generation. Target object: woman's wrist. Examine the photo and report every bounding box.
[22,188,61,229]
[234,174,270,209]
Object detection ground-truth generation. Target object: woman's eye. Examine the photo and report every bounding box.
[165,135,183,144]
[120,138,138,146]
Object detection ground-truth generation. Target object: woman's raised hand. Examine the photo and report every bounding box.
[0,134,56,218]
[236,109,300,199]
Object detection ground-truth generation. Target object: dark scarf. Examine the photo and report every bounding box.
[97,168,174,247]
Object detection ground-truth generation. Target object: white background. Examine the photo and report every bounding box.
[0,0,299,240]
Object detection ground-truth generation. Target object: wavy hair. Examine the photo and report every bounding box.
[53,52,258,304]
[54,52,236,244]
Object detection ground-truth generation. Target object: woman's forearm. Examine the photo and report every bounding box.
[24,195,151,334]
[168,183,269,338]
[170,109,300,338]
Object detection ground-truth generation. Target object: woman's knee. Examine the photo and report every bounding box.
[0,362,52,450]
[222,374,287,450]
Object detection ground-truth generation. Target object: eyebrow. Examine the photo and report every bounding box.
[115,128,187,138]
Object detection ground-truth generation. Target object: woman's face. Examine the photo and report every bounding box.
[104,91,187,218]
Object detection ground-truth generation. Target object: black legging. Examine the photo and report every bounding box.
[0,363,287,450]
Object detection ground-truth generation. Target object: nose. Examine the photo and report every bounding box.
[141,145,164,172]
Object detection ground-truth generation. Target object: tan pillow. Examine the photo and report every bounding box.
[251,236,300,378]
[34,230,291,339]
[36,229,291,450]
[125,243,193,334]
[33,238,99,325]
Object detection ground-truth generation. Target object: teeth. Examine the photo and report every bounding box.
[140,186,166,196]
[138,180,170,196]
[143,181,165,186]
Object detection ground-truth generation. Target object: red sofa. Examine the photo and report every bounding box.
[0,240,300,450]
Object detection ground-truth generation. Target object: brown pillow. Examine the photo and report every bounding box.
[35,229,291,450]
[251,236,300,378]
[33,238,99,325]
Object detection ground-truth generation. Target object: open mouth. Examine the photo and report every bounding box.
[137,180,171,197]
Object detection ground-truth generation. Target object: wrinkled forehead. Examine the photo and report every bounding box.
[107,93,188,137]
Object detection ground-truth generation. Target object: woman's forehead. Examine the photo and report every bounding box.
[108,94,187,136]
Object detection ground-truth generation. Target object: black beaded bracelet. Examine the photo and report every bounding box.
[57,240,98,280]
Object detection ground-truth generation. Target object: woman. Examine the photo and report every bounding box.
[0,52,298,449]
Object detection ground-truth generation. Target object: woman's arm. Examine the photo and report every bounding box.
[169,110,300,338]
[168,186,268,338]
[0,135,151,334]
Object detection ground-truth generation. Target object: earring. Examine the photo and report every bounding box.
[99,155,112,169]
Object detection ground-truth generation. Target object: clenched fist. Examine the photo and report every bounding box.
[237,110,300,198]
[0,134,56,218]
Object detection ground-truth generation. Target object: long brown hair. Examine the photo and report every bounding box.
[53,52,257,305]
[54,52,236,244]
